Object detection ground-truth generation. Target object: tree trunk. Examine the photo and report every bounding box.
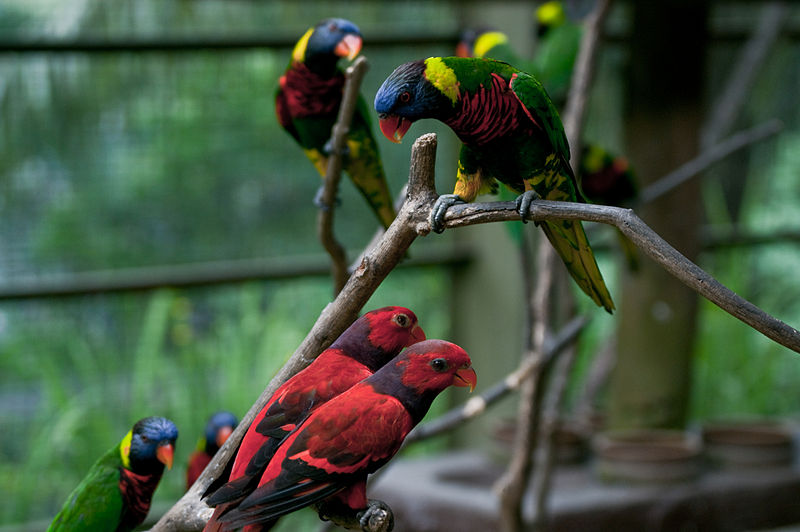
[608,1,709,429]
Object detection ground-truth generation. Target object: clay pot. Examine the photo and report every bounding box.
[592,429,702,483]
[702,420,795,469]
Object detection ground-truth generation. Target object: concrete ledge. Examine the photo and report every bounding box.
[370,452,800,531]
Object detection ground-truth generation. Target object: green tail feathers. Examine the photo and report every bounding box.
[344,134,396,230]
[540,219,615,313]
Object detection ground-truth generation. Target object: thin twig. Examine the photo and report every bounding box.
[573,336,616,428]
[531,332,582,532]
[703,226,800,249]
[562,0,611,160]
[640,119,783,204]
[317,56,370,294]
[701,2,787,148]
[405,315,589,444]
[495,237,556,532]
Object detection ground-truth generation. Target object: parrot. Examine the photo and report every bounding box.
[531,0,581,107]
[186,411,239,490]
[212,339,476,531]
[48,416,178,532]
[455,2,579,107]
[579,144,638,208]
[275,18,397,229]
[579,144,640,271]
[456,27,526,68]
[203,306,425,530]
[374,56,615,312]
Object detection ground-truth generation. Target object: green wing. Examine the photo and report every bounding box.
[509,69,615,313]
[530,23,582,106]
[344,96,397,229]
[48,445,124,531]
[508,69,572,176]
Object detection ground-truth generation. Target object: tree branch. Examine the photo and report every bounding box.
[440,199,800,353]
[701,1,787,148]
[640,119,783,204]
[149,133,439,532]
[562,0,611,159]
[531,325,582,532]
[495,236,555,532]
[404,315,588,444]
[317,56,370,294]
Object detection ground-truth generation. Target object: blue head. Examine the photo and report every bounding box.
[203,411,238,454]
[299,18,363,76]
[374,59,454,143]
[124,416,179,475]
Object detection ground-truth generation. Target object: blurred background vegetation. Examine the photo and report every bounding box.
[1,1,800,530]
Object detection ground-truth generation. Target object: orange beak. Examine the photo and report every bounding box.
[216,426,233,448]
[156,442,174,470]
[453,367,477,392]
[411,325,426,343]
[455,41,471,58]
[335,34,362,61]
[379,115,412,144]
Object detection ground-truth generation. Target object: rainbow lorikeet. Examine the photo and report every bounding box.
[456,27,526,67]
[580,144,640,271]
[212,339,476,531]
[276,18,397,229]
[455,3,579,107]
[48,417,178,532]
[374,57,615,312]
[203,306,425,531]
[531,1,581,106]
[579,144,638,207]
[186,411,238,490]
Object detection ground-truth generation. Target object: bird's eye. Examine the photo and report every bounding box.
[399,91,411,103]
[393,313,410,327]
[430,358,448,372]
[140,435,149,443]
[328,23,337,31]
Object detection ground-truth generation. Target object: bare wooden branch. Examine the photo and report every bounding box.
[701,2,787,148]
[404,316,588,444]
[562,0,611,159]
[640,119,783,204]
[149,133,439,532]
[573,336,617,428]
[317,56,370,294]
[531,328,582,532]
[703,226,800,249]
[495,237,555,532]
[440,199,800,353]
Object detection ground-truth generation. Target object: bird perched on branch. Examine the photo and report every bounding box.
[48,416,178,532]
[204,306,425,530]
[186,411,238,489]
[375,57,614,312]
[276,18,397,229]
[212,339,476,531]
[456,27,525,67]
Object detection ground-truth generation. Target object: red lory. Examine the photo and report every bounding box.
[276,18,397,229]
[374,57,615,312]
[48,416,178,531]
[212,339,476,531]
[204,306,425,530]
[186,411,238,490]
